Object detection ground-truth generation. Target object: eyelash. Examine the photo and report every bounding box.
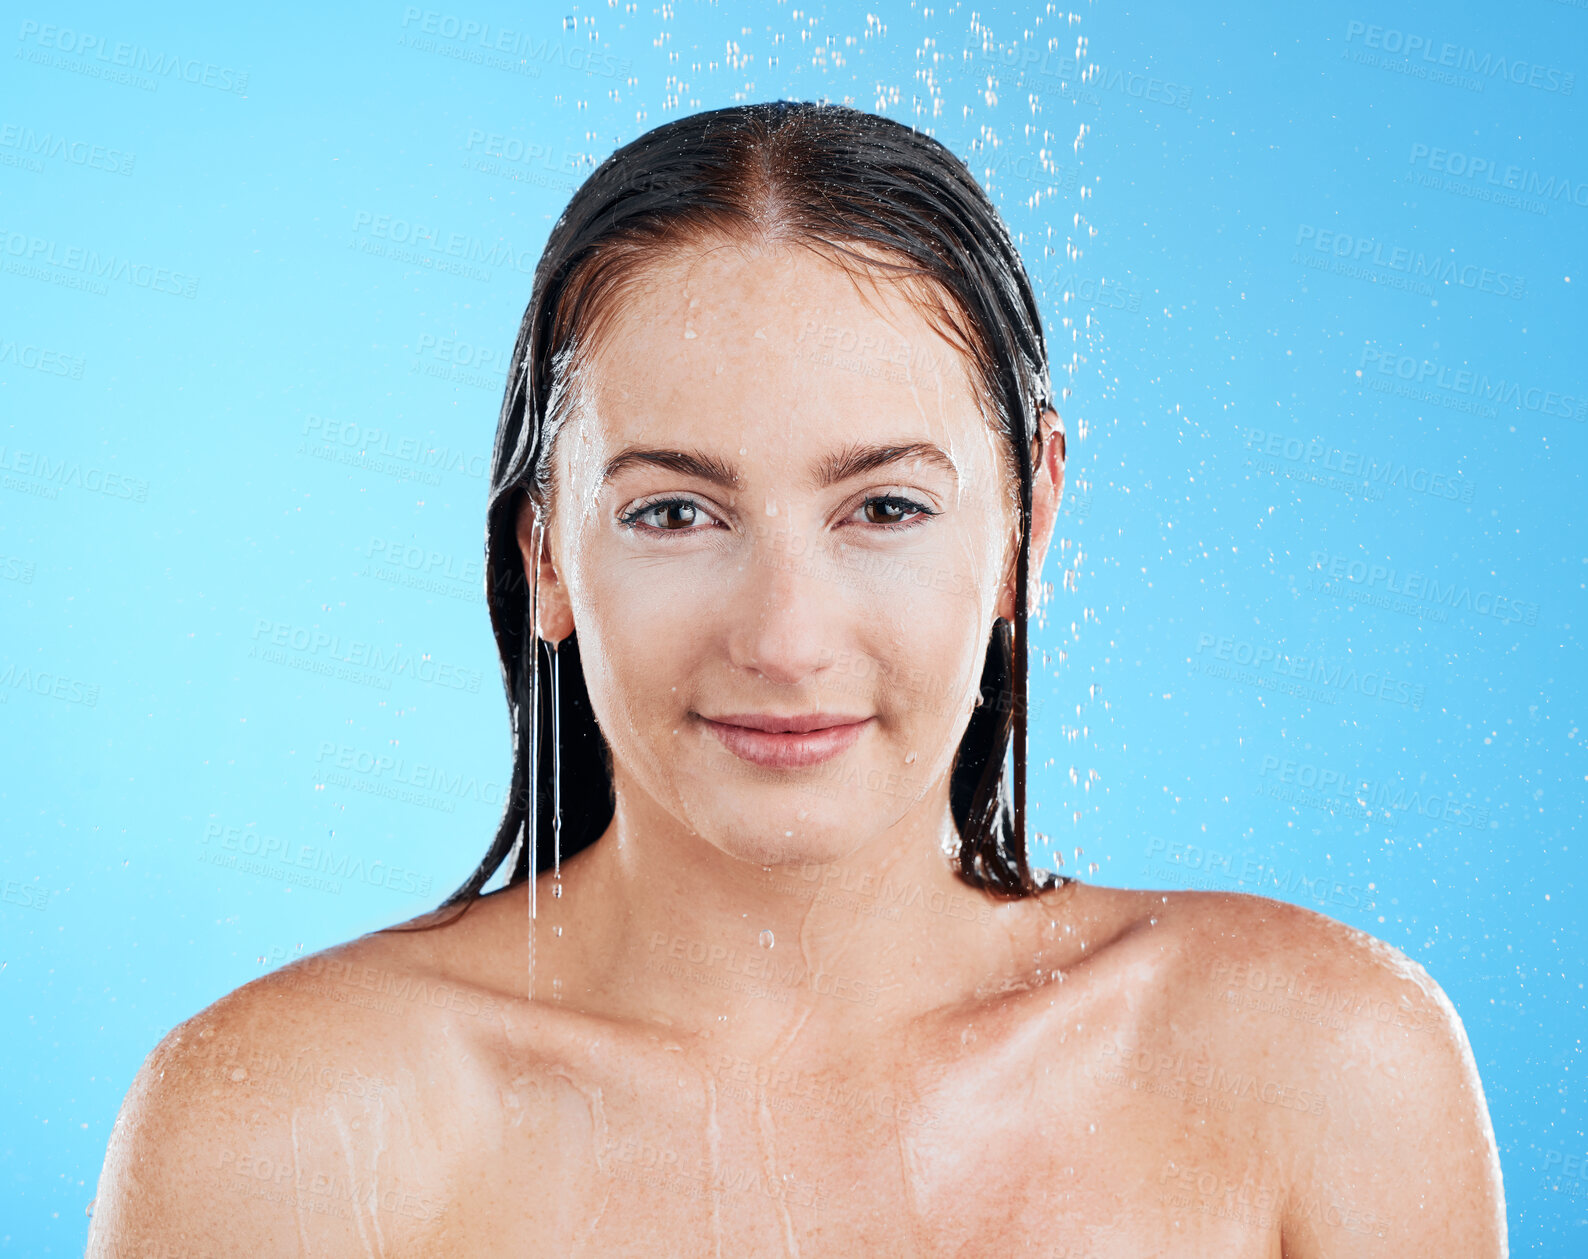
[618,494,939,536]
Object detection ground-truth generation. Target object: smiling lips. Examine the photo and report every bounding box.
[699,712,872,768]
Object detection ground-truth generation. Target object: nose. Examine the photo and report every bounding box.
[725,527,844,686]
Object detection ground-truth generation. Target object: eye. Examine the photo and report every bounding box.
[853,494,938,531]
[619,496,721,534]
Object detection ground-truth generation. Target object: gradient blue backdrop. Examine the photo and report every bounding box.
[2,0,1583,1252]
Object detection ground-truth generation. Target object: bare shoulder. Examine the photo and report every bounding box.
[1074,883,1468,1036]
[87,917,500,1257]
[1086,885,1506,1256]
[1134,886,1453,1023]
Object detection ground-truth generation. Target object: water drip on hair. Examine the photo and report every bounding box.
[526,514,545,1003]
[550,636,563,894]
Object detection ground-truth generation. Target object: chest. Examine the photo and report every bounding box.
[419,1019,1286,1258]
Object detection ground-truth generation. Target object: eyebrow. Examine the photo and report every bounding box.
[600,441,961,491]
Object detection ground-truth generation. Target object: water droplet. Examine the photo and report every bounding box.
[759,929,775,949]
[553,925,563,937]
[1088,862,1099,875]
[552,881,563,898]
[904,751,917,764]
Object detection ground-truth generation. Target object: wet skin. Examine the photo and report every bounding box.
[88,244,1505,1257]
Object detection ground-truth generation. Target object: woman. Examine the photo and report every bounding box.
[89,102,1504,1256]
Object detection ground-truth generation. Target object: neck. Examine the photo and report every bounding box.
[529,769,1054,1051]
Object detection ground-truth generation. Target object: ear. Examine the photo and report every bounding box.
[515,493,575,644]
[995,409,1066,622]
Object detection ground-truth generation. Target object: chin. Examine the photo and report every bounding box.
[695,795,876,870]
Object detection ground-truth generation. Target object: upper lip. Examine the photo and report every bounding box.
[702,712,871,734]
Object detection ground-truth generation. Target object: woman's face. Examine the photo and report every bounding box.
[525,242,1061,868]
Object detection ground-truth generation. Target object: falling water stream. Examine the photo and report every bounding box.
[527,514,544,1003]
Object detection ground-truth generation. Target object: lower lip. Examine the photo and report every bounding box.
[702,717,871,769]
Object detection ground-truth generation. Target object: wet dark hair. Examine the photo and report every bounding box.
[426,99,1069,922]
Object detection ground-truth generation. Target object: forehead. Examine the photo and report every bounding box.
[571,243,996,474]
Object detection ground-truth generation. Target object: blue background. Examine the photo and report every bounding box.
[2,0,1583,1251]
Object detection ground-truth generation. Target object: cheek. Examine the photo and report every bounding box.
[847,557,991,726]
[568,564,697,733]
